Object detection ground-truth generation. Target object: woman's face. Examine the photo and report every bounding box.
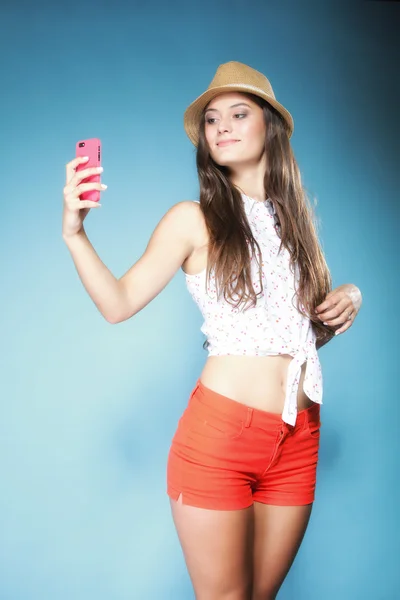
[203,92,266,168]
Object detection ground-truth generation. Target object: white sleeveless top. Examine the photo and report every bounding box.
[185,194,323,426]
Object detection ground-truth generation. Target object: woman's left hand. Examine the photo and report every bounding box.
[314,284,362,336]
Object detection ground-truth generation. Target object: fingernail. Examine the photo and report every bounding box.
[335,331,341,335]
[101,184,107,189]
[97,166,103,172]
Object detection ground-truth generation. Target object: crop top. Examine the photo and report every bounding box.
[184,194,323,426]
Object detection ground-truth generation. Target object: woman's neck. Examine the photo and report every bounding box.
[229,160,267,203]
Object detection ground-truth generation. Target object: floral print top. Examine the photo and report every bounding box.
[185,194,323,426]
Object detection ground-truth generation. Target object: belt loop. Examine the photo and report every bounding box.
[244,407,253,428]
[301,409,309,432]
[189,380,200,401]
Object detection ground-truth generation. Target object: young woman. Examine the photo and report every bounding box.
[62,62,362,600]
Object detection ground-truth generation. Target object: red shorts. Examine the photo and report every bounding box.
[167,379,321,510]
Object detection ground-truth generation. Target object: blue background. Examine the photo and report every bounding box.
[0,1,398,598]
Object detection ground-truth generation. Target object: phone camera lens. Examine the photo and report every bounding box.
[79,142,85,148]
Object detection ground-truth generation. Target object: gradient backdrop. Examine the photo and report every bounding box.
[0,1,399,598]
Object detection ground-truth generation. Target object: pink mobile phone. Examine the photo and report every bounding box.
[75,138,102,202]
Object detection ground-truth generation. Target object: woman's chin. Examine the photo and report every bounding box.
[211,155,243,168]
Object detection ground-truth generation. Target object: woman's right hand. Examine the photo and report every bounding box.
[62,156,106,239]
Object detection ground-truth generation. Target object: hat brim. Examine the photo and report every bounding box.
[183,83,294,146]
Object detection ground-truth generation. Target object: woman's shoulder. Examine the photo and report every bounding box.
[164,199,206,234]
[167,199,203,222]
[167,200,207,250]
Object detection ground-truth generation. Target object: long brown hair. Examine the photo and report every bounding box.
[196,93,334,346]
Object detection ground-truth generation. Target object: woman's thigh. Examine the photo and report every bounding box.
[170,494,254,600]
[252,502,313,600]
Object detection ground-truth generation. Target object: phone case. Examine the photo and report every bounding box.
[75,138,102,202]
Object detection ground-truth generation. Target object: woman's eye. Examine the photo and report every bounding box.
[206,113,247,124]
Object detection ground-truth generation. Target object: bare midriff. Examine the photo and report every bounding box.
[199,355,313,414]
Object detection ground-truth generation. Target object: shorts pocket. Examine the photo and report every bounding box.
[305,411,321,440]
[182,396,244,440]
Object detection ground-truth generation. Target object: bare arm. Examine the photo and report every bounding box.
[63,201,200,323]
[117,201,199,322]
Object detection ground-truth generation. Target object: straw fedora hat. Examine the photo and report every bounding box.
[184,61,294,146]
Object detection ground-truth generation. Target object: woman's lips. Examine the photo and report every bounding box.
[217,140,239,147]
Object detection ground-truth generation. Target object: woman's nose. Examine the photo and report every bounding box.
[217,118,232,134]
